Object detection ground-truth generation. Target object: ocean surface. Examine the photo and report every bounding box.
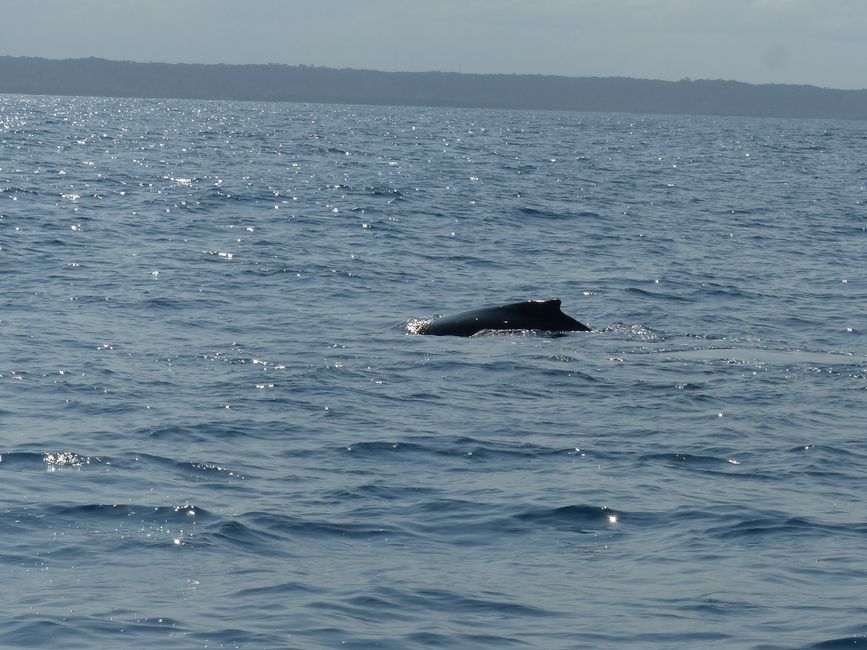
[1,94,866,649]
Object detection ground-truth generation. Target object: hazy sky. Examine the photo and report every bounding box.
[3,0,866,89]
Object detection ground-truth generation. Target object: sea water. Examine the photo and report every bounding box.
[1,94,866,649]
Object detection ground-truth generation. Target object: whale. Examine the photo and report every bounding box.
[417,299,590,336]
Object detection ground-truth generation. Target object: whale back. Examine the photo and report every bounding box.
[420,299,590,336]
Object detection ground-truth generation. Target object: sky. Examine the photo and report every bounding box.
[2,0,866,90]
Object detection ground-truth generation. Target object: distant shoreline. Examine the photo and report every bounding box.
[2,55,866,120]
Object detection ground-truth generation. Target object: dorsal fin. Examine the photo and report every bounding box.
[505,298,562,314]
[533,298,561,311]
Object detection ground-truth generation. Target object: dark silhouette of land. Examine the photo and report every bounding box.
[2,55,866,120]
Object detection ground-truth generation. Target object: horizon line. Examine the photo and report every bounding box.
[2,53,862,93]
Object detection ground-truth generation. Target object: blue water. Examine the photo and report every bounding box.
[2,94,866,649]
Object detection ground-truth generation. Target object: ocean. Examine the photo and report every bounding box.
[1,94,866,649]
